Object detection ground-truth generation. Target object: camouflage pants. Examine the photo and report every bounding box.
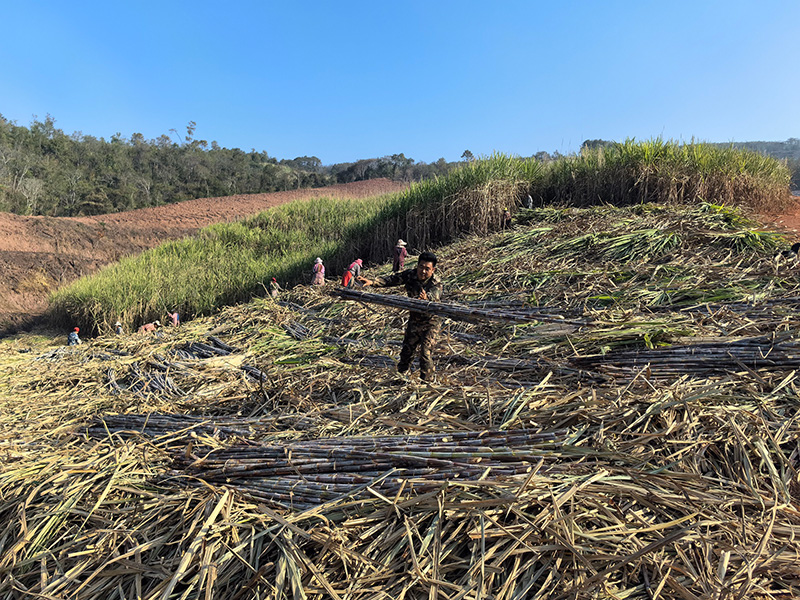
[397,317,440,380]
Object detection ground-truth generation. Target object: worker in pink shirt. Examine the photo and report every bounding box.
[393,239,408,273]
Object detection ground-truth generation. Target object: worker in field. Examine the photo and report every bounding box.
[114,321,123,335]
[358,251,442,382]
[67,327,82,346]
[393,239,408,273]
[502,207,512,229]
[311,257,325,285]
[139,320,161,333]
[268,277,281,298]
[341,258,363,288]
[168,310,180,326]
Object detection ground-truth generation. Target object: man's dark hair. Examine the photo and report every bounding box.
[418,251,438,266]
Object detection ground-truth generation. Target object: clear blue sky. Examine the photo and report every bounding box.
[2,1,798,164]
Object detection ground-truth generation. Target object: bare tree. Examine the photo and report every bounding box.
[19,177,44,214]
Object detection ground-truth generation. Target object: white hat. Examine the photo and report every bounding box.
[154,320,161,327]
[315,257,323,263]
[397,239,407,246]
[115,321,122,326]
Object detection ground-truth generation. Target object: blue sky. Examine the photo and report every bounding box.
[2,1,798,164]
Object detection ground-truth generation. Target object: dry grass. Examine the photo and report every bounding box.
[2,202,800,598]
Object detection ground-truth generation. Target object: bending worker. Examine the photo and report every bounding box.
[67,327,82,346]
[358,251,442,382]
[139,320,161,333]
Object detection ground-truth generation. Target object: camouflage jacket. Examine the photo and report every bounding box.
[373,269,443,323]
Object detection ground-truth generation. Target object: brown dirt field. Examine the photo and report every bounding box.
[759,193,800,234]
[0,179,407,332]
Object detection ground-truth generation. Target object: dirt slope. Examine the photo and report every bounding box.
[0,179,407,331]
[760,193,800,233]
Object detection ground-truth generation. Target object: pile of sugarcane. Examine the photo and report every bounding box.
[168,428,566,509]
[283,320,313,340]
[106,363,183,396]
[110,335,272,396]
[571,333,800,377]
[86,412,261,440]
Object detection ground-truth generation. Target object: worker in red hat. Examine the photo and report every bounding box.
[268,277,282,298]
[67,327,82,346]
[341,259,363,288]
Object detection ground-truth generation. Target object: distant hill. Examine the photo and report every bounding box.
[708,138,800,161]
[0,115,459,218]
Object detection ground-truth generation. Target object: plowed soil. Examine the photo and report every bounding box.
[0,179,407,332]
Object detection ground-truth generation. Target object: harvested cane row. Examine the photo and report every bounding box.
[167,429,567,509]
[571,333,800,377]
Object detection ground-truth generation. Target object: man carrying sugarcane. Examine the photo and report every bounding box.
[358,251,442,382]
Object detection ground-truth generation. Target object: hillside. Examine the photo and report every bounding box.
[2,201,800,598]
[0,179,406,331]
[48,143,797,336]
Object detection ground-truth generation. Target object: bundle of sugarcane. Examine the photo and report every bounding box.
[169,428,565,508]
[86,412,260,439]
[174,338,235,359]
[161,336,270,384]
[86,410,333,445]
[331,288,590,325]
[571,334,800,377]
[283,321,312,340]
[111,362,183,397]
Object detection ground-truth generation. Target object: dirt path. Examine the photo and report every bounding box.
[0,179,407,331]
[759,194,800,235]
